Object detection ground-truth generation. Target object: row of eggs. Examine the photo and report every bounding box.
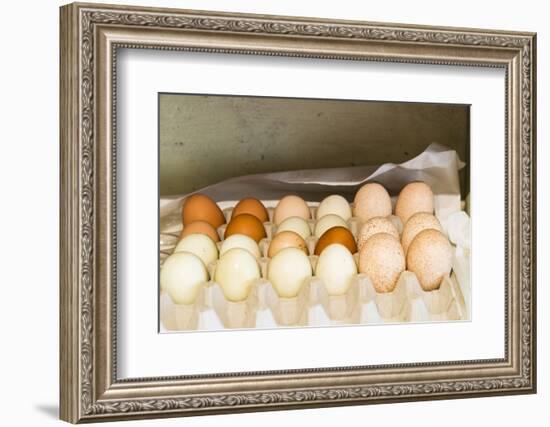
[161,181,453,306]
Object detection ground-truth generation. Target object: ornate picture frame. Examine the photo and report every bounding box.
[60,2,536,423]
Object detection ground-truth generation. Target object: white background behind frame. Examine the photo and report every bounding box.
[116,48,505,378]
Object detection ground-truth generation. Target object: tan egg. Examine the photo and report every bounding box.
[181,194,226,229]
[315,243,357,296]
[174,233,218,267]
[224,213,267,243]
[160,252,208,305]
[267,247,312,298]
[179,220,220,243]
[314,226,357,256]
[314,214,348,239]
[357,216,399,249]
[231,197,269,223]
[407,229,453,291]
[353,183,392,223]
[268,231,308,258]
[214,248,260,302]
[359,233,405,293]
[401,212,442,255]
[273,195,310,225]
[276,216,312,240]
[395,181,434,225]
[316,194,352,221]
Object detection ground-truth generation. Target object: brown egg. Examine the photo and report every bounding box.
[224,213,267,243]
[273,195,310,225]
[231,197,269,223]
[268,231,308,258]
[181,194,226,229]
[179,220,220,243]
[314,226,357,256]
[401,212,442,255]
[395,182,434,225]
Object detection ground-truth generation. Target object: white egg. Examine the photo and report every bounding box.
[219,234,261,259]
[174,233,218,267]
[267,247,312,298]
[316,194,352,221]
[160,252,208,304]
[214,248,260,302]
[314,214,349,238]
[275,216,312,240]
[315,243,357,295]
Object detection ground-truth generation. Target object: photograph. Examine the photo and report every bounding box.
[56,2,537,423]
[158,93,471,331]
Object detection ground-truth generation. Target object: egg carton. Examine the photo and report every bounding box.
[160,254,468,331]
[159,200,471,331]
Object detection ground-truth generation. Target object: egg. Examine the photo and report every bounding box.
[160,252,208,304]
[276,216,312,240]
[353,182,392,223]
[181,193,226,228]
[407,229,453,291]
[220,234,261,259]
[268,231,308,258]
[359,232,405,293]
[179,220,220,243]
[316,194,352,221]
[357,216,399,249]
[273,195,310,225]
[231,197,269,223]
[314,226,357,256]
[214,248,260,302]
[314,214,348,238]
[401,212,442,255]
[174,233,218,267]
[315,243,357,295]
[395,181,434,225]
[224,213,267,243]
[267,247,312,298]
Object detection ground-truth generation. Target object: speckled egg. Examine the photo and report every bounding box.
[401,212,442,255]
[395,181,434,225]
[359,232,405,293]
[357,216,399,249]
[353,183,392,223]
[406,229,453,291]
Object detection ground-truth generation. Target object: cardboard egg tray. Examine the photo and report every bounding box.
[160,200,471,331]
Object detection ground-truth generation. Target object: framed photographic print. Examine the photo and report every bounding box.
[59,2,537,423]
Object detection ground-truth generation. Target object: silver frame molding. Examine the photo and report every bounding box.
[60,2,537,423]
